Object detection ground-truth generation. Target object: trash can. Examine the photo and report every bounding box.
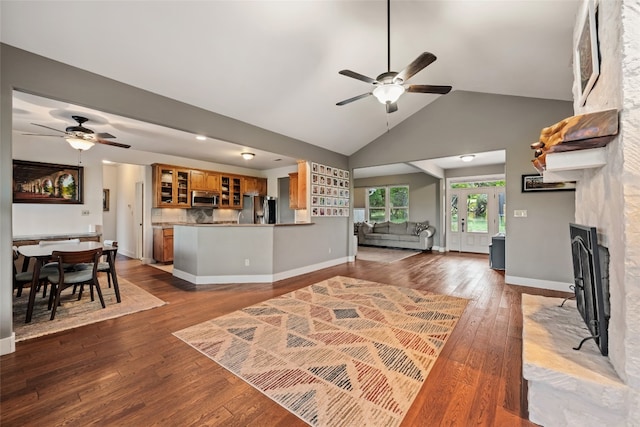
[490,233,505,270]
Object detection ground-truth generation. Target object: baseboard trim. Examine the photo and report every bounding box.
[0,332,16,355]
[505,275,572,292]
[173,257,350,285]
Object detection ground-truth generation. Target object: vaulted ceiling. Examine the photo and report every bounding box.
[1,0,580,158]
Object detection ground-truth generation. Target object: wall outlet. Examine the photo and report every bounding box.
[81,210,90,216]
[244,259,250,266]
[514,209,527,218]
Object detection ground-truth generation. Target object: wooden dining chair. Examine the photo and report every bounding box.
[47,248,105,320]
[73,241,118,288]
[12,246,57,297]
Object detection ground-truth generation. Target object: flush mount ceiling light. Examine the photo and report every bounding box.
[66,137,95,151]
[241,152,255,160]
[195,135,207,141]
[460,154,475,162]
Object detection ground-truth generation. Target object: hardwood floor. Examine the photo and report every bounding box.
[1,251,569,426]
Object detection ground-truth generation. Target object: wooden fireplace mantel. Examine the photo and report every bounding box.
[531,109,619,174]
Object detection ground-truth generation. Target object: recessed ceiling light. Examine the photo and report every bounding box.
[460,155,475,162]
[195,135,207,141]
[241,152,255,160]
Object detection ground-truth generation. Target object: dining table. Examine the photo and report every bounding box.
[17,241,120,323]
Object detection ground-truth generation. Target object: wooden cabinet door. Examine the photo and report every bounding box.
[220,175,242,208]
[289,172,298,209]
[297,161,307,209]
[154,165,190,208]
[206,173,221,192]
[257,178,267,196]
[243,177,258,195]
[190,170,206,190]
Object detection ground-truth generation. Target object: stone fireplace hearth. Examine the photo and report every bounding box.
[522,295,627,426]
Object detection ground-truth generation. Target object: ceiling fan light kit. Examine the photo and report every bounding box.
[65,137,95,151]
[336,0,452,113]
[27,115,131,151]
[373,83,405,104]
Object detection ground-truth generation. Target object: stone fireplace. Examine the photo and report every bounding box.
[522,0,640,425]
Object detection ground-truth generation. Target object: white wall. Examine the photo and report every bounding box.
[12,136,105,236]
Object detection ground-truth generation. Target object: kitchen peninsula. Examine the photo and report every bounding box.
[172,221,349,285]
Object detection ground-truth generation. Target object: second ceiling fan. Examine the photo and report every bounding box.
[336,0,452,114]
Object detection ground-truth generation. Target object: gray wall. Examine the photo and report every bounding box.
[0,43,348,352]
[353,172,441,246]
[349,91,575,286]
[445,164,505,179]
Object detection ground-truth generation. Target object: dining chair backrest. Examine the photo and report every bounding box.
[51,248,102,273]
[39,238,81,246]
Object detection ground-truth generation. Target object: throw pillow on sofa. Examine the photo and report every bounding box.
[414,221,429,235]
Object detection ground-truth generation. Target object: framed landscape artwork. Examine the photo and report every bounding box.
[13,160,84,204]
[103,189,110,211]
[575,0,599,106]
[522,174,576,193]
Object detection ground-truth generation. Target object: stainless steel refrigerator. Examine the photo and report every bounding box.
[264,196,277,224]
[240,195,266,224]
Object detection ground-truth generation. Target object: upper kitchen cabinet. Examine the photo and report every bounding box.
[153,164,191,208]
[220,175,243,209]
[243,177,268,196]
[289,161,308,210]
[191,169,220,192]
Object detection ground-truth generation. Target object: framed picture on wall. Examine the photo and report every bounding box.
[522,174,576,192]
[575,0,600,106]
[13,160,84,204]
[103,189,110,211]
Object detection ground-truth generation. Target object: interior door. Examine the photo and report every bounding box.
[448,187,502,254]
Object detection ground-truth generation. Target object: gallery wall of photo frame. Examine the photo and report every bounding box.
[310,162,350,217]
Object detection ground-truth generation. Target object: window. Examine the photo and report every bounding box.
[366,185,409,223]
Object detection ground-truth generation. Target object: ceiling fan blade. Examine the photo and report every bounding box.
[386,102,398,114]
[394,52,437,83]
[95,132,116,139]
[406,84,452,94]
[336,92,372,106]
[31,123,66,133]
[338,70,377,84]
[96,139,131,149]
[22,133,63,137]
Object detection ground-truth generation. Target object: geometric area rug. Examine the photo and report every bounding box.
[173,276,468,427]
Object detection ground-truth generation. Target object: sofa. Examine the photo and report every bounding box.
[357,221,435,251]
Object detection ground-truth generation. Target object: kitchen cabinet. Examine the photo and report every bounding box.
[289,172,299,209]
[153,227,174,263]
[153,164,191,208]
[191,169,220,192]
[243,177,267,196]
[257,178,267,196]
[220,175,242,209]
[288,161,308,210]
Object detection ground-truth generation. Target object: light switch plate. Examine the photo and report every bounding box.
[514,210,527,218]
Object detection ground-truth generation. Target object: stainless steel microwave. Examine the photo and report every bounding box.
[191,191,219,208]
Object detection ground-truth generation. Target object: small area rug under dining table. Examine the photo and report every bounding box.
[13,277,166,342]
[174,276,467,427]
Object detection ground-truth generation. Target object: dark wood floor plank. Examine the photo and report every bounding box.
[1,251,570,426]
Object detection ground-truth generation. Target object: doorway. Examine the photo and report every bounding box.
[447,179,505,254]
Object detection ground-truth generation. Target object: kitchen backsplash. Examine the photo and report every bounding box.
[152,208,240,224]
